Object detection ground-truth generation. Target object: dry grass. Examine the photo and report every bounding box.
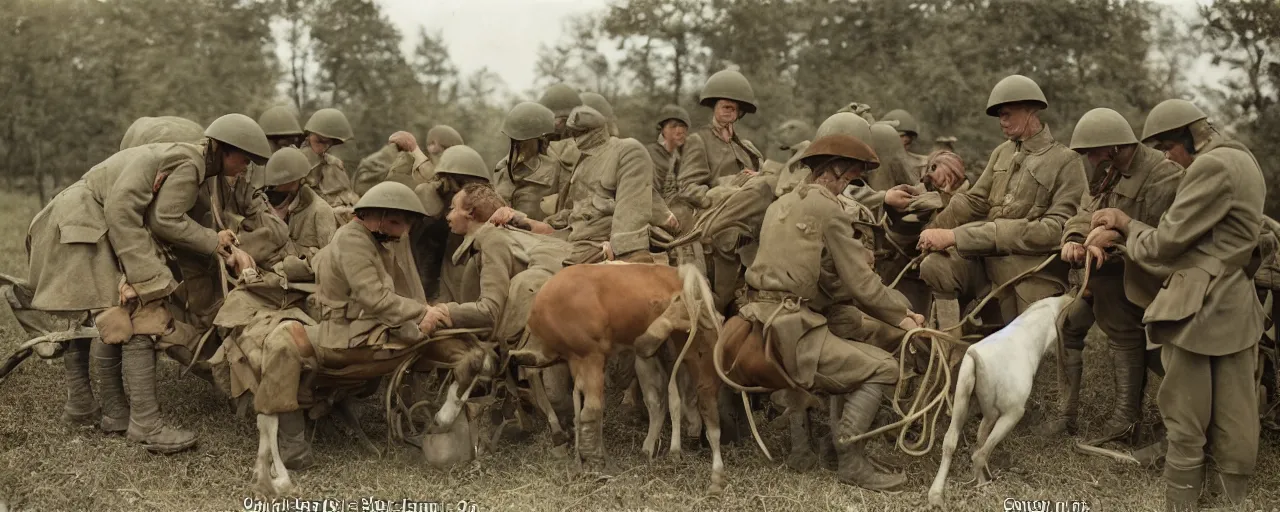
[0,190,1277,512]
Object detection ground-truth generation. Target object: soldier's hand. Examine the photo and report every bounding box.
[1086,245,1107,270]
[664,212,680,232]
[742,169,758,177]
[884,188,915,210]
[226,246,256,276]
[488,206,520,227]
[1061,242,1086,264]
[217,229,239,255]
[389,131,418,152]
[898,313,925,332]
[119,282,138,304]
[602,241,616,261]
[1084,225,1121,250]
[917,228,956,252]
[1090,208,1131,231]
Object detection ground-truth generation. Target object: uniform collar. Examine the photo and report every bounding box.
[1015,124,1055,154]
[452,223,492,265]
[574,127,609,156]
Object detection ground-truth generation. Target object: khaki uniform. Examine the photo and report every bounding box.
[1123,136,1265,478]
[904,151,929,184]
[442,224,574,334]
[266,186,338,266]
[679,126,764,210]
[27,143,219,310]
[739,184,904,392]
[305,150,359,212]
[352,144,406,196]
[1059,145,1183,354]
[920,126,1086,321]
[545,128,653,264]
[494,153,558,222]
[311,220,427,350]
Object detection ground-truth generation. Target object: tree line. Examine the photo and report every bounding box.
[4,0,1278,213]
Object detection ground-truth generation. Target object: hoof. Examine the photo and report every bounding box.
[706,482,724,497]
[550,443,571,459]
[786,449,819,473]
[669,447,683,462]
[927,490,944,508]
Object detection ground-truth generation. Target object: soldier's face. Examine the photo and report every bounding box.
[899,133,914,148]
[714,100,740,125]
[366,211,410,241]
[997,105,1036,139]
[1154,139,1194,168]
[662,121,688,147]
[307,133,339,155]
[445,191,471,235]
[221,151,252,178]
[427,141,443,157]
[268,136,302,152]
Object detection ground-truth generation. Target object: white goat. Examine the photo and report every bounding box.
[927,294,1075,508]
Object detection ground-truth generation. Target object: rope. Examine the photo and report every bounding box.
[381,327,489,444]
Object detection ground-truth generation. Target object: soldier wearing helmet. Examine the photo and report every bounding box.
[24,112,270,454]
[881,109,929,179]
[416,145,497,303]
[258,106,306,152]
[1092,99,1266,510]
[915,75,1086,341]
[257,147,339,269]
[1033,108,1185,446]
[729,134,924,492]
[493,102,560,223]
[539,83,586,216]
[511,106,653,264]
[679,69,765,212]
[648,104,691,215]
[301,108,360,219]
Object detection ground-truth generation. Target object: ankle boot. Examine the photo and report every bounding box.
[90,339,129,433]
[277,410,314,470]
[1205,469,1249,508]
[1164,462,1203,512]
[122,335,197,454]
[62,338,100,425]
[1094,343,1146,444]
[1037,348,1083,436]
[835,383,906,491]
[785,408,818,472]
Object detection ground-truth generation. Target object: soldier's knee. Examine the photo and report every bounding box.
[918,253,955,292]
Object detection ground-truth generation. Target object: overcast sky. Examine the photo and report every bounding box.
[376,0,1216,97]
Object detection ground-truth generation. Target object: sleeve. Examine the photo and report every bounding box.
[824,214,910,327]
[307,203,339,259]
[929,150,996,230]
[146,163,220,256]
[444,235,516,330]
[341,239,427,325]
[676,133,713,208]
[1062,190,1096,245]
[609,141,655,256]
[1124,162,1229,265]
[104,155,178,301]
[649,151,674,225]
[954,156,1086,256]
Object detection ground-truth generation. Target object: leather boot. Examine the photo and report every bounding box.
[277,410,313,470]
[1036,348,1083,436]
[835,383,907,491]
[90,339,130,433]
[62,338,100,425]
[1163,463,1203,512]
[785,408,817,472]
[122,335,197,454]
[1094,343,1146,445]
[1205,469,1250,508]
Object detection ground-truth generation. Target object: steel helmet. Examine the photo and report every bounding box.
[262,147,312,187]
[205,113,272,162]
[1140,99,1208,142]
[501,102,556,141]
[985,75,1048,117]
[869,122,907,161]
[699,69,757,114]
[579,92,615,120]
[655,104,692,130]
[355,181,427,217]
[799,134,880,171]
[257,106,304,137]
[304,108,354,142]
[425,125,464,149]
[881,109,919,137]
[816,112,873,143]
[538,83,583,118]
[434,145,492,182]
[775,119,815,150]
[1070,108,1139,150]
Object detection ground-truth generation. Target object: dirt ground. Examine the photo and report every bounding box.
[0,191,1277,512]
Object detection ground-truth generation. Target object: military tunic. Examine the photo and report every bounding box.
[678,126,764,210]
[920,125,1086,320]
[494,153,558,222]
[545,128,653,264]
[1121,136,1265,477]
[739,184,903,392]
[311,220,427,350]
[305,150,360,211]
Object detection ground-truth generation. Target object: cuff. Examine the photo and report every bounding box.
[609,227,651,257]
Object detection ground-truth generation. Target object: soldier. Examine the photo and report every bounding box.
[301,108,360,217]
[26,113,270,452]
[494,102,559,222]
[881,109,929,177]
[1038,108,1183,441]
[682,69,765,197]
[540,83,585,216]
[255,147,339,269]
[355,125,465,195]
[258,106,306,153]
[648,104,690,203]
[1092,99,1265,510]
[514,106,652,265]
[119,116,204,151]
[580,92,619,137]
[735,134,925,490]
[916,75,1086,338]
[414,145,495,302]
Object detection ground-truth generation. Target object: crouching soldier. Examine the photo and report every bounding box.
[26,113,270,453]
[731,134,926,491]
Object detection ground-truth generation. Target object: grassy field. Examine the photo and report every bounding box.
[0,190,1277,512]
